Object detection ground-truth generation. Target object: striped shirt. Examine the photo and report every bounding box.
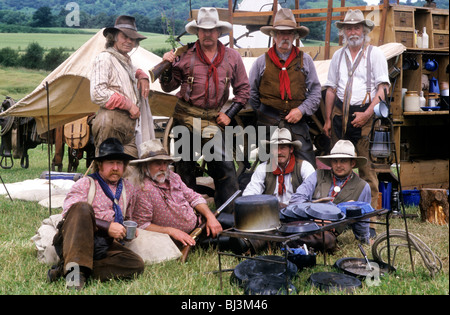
[62,176,138,222]
[90,48,142,108]
[133,171,207,233]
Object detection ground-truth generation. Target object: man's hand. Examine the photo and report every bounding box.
[216,112,231,127]
[168,227,196,247]
[129,103,140,119]
[205,217,223,238]
[137,78,150,99]
[108,222,126,240]
[285,108,303,124]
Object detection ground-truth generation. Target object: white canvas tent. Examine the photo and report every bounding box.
[0,29,167,134]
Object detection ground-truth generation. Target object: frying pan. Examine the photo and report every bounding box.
[308,271,361,293]
[277,221,320,234]
[334,257,396,279]
[304,203,346,221]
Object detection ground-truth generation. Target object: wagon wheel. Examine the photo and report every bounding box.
[162,116,251,196]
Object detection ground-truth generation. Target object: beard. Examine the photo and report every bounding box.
[345,34,365,47]
[151,170,169,184]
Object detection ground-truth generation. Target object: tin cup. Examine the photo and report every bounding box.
[123,220,137,240]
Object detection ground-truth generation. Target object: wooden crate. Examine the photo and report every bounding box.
[396,31,415,48]
[433,33,449,48]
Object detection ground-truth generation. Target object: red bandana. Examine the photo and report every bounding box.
[195,40,225,107]
[273,154,296,196]
[267,45,300,100]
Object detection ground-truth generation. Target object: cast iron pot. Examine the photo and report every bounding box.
[234,195,281,232]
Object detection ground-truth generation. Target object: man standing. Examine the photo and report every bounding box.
[48,138,144,290]
[249,8,322,168]
[90,15,153,159]
[159,7,250,213]
[288,140,372,243]
[323,9,390,237]
[243,128,315,208]
[131,139,223,247]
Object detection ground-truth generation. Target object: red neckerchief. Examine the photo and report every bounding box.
[195,40,225,107]
[331,172,353,198]
[273,154,296,196]
[267,45,300,100]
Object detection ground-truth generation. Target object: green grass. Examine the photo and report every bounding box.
[0,146,448,295]
[0,30,198,53]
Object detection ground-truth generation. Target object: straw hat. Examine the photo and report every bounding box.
[260,8,309,38]
[95,138,136,161]
[317,140,367,168]
[130,139,181,164]
[262,128,303,150]
[185,7,232,35]
[335,9,374,31]
[103,15,147,41]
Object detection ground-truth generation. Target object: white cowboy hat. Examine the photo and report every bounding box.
[129,139,181,164]
[185,7,232,35]
[262,128,303,150]
[335,9,375,31]
[260,8,309,38]
[317,140,367,168]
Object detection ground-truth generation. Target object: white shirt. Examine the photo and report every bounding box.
[324,45,390,106]
[243,160,316,205]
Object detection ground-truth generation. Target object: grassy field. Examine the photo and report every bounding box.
[0,30,198,53]
[0,145,448,296]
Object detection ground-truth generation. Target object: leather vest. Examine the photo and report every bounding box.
[259,51,307,112]
[263,159,304,196]
[313,169,366,204]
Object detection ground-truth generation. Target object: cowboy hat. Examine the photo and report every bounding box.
[335,9,375,31]
[260,8,309,38]
[130,139,181,164]
[103,15,147,41]
[185,7,232,35]
[95,138,136,161]
[262,128,303,150]
[317,140,367,168]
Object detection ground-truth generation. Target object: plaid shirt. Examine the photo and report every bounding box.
[133,171,207,233]
[62,176,138,222]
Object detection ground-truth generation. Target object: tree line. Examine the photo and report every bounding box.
[0,42,69,71]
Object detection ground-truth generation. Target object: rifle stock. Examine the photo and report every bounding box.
[179,190,241,263]
[148,44,192,83]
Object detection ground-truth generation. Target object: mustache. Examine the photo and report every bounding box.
[151,170,169,183]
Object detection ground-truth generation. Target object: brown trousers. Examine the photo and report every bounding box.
[54,202,144,282]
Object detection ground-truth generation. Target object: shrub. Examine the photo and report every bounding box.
[0,47,20,67]
[43,47,70,71]
[20,42,44,69]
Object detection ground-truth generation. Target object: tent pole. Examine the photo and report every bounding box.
[45,82,52,216]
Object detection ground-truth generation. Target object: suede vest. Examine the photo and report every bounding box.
[263,159,304,196]
[313,169,366,204]
[259,51,307,112]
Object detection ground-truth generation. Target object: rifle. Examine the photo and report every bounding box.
[148,43,192,83]
[179,189,241,263]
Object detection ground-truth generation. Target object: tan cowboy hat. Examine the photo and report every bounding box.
[262,128,303,150]
[103,15,147,41]
[260,8,309,38]
[317,140,367,168]
[185,7,232,35]
[335,9,375,31]
[129,139,181,164]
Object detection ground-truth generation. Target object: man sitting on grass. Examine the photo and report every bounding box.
[47,138,144,290]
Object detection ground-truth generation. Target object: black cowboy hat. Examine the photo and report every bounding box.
[95,138,136,161]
